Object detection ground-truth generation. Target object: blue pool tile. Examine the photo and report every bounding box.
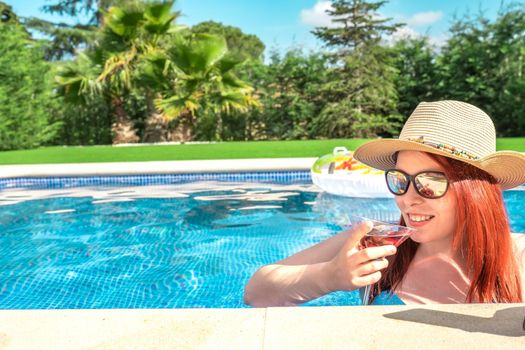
[0,171,312,190]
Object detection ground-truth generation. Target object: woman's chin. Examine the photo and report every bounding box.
[409,232,426,243]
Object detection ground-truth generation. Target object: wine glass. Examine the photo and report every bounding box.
[351,217,416,305]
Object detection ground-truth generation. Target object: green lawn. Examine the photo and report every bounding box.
[0,138,524,165]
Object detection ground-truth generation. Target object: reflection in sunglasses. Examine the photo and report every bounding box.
[416,174,447,197]
[419,185,435,197]
[386,170,449,199]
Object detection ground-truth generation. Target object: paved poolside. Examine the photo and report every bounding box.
[0,303,524,349]
[0,158,524,349]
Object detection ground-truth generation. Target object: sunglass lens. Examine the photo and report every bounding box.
[414,172,448,198]
[386,170,409,195]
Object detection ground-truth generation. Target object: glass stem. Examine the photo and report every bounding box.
[362,285,372,305]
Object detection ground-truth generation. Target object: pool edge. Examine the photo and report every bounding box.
[0,303,523,349]
[0,158,317,178]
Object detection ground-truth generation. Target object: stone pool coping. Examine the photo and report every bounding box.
[0,158,317,178]
[0,303,524,349]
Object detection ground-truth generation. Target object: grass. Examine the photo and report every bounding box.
[0,138,523,165]
[0,139,368,165]
[496,138,525,151]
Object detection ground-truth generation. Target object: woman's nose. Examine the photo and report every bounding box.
[402,182,425,206]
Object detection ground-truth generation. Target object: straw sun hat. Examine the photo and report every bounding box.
[353,100,525,190]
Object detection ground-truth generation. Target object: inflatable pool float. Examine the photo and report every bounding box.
[311,147,392,198]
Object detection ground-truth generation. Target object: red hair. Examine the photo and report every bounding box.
[375,153,522,303]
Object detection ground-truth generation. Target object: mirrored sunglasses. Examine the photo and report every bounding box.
[385,169,449,199]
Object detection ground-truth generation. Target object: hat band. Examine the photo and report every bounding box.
[406,136,480,161]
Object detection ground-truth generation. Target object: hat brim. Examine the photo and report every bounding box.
[353,139,525,190]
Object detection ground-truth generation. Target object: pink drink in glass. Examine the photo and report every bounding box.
[356,221,415,305]
[359,225,413,248]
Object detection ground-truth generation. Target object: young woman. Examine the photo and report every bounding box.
[244,100,525,306]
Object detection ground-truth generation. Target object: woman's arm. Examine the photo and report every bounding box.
[244,221,397,307]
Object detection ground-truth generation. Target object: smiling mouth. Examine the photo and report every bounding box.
[407,214,435,223]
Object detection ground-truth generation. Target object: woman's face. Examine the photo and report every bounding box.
[394,151,457,247]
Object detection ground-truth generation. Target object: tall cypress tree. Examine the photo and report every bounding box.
[0,4,61,150]
[312,0,404,138]
[313,0,401,52]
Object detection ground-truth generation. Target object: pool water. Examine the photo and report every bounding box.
[0,182,523,309]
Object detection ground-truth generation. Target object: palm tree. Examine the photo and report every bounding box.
[55,49,140,144]
[97,0,181,143]
[56,0,180,144]
[55,52,103,104]
[98,2,258,142]
[56,0,258,143]
[154,33,260,141]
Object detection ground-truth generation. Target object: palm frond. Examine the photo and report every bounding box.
[55,53,104,103]
[155,94,202,120]
[97,46,137,88]
[168,33,227,75]
[143,1,179,35]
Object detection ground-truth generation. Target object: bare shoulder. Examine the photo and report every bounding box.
[511,233,525,251]
[511,233,525,267]
[511,234,525,299]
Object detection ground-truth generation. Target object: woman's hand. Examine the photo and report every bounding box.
[325,221,398,292]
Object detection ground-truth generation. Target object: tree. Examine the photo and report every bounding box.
[23,0,119,60]
[312,0,403,138]
[55,0,258,143]
[56,0,182,144]
[0,1,17,24]
[191,21,265,61]
[97,0,182,143]
[230,49,329,141]
[437,4,525,136]
[392,37,438,120]
[0,14,61,150]
[200,58,269,141]
[313,0,402,54]
[55,51,116,144]
[492,8,525,136]
[42,0,115,25]
[154,33,260,141]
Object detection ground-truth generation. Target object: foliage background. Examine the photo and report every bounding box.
[0,0,524,151]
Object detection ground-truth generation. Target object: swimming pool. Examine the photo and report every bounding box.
[0,172,524,309]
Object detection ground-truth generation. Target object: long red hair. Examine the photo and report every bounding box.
[375,153,522,303]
